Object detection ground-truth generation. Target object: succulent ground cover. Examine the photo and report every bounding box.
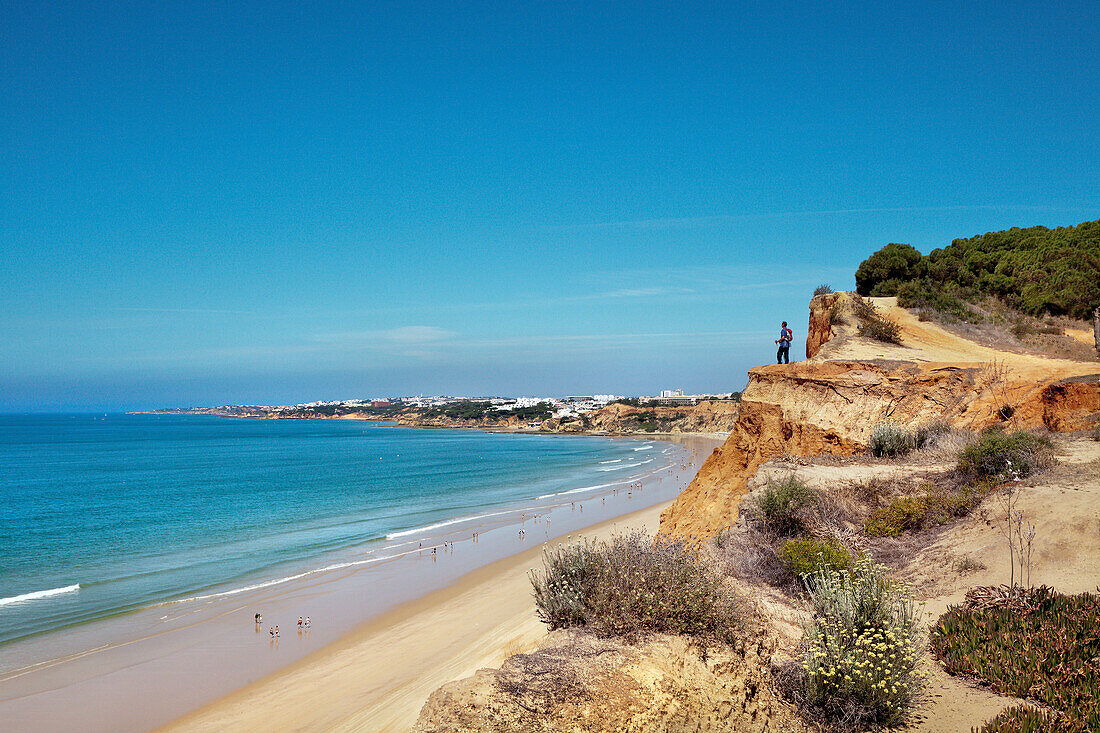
[931,589,1100,732]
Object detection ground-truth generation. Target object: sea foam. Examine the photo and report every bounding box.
[0,584,80,606]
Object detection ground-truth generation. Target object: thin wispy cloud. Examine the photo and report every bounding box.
[555,204,1093,232]
[110,306,256,316]
[313,326,457,344]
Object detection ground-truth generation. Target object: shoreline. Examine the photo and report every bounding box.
[134,410,731,440]
[162,498,677,733]
[0,430,721,732]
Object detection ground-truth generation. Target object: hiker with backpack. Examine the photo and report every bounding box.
[775,321,792,364]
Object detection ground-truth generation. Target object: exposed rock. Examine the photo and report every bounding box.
[543,400,740,435]
[414,630,807,733]
[805,291,843,359]
[659,295,1100,541]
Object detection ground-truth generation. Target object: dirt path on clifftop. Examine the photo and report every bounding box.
[821,297,1099,380]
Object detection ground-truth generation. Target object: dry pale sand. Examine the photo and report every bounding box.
[160,500,673,733]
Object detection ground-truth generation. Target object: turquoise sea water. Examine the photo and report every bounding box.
[0,414,661,647]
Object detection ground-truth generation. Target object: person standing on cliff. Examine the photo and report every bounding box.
[775,321,792,364]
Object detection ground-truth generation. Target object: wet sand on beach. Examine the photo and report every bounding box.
[162,499,674,733]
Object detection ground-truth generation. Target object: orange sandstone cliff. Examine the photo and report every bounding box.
[659,293,1100,541]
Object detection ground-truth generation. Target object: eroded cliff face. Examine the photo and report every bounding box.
[805,291,842,358]
[659,295,1100,541]
[544,400,740,435]
[414,630,807,733]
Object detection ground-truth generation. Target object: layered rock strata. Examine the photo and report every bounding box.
[659,293,1100,541]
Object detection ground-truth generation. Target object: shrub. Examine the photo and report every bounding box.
[868,421,914,457]
[932,590,1100,731]
[865,484,990,537]
[752,475,816,535]
[713,523,790,588]
[814,283,835,296]
[859,316,903,344]
[896,279,981,323]
[957,427,1054,480]
[1092,422,1100,441]
[828,303,843,325]
[865,496,929,537]
[779,537,851,577]
[852,295,904,344]
[801,557,924,727]
[868,420,947,457]
[530,532,740,643]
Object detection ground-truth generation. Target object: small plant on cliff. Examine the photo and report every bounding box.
[530,531,741,643]
[814,283,835,296]
[752,475,816,536]
[779,537,850,577]
[956,427,1053,481]
[852,295,903,344]
[868,421,913,457]
[1091,421,1100,441]
[931,589,1100,731]
[868,420,947,458]
[828,302,844,325]
[801,556,925,727]
[859,315,903,344]
[864,482,992,538]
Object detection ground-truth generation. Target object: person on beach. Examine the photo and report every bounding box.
[274,625,279,638]
[297,616,303,631]
[269,627,274,640]
[305,616,311,628]
[255,612,262,626]
[775,321,793,364]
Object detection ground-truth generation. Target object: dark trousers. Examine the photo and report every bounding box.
[777,345,790,364]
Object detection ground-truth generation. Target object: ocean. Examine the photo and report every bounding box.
[0,413,668,649]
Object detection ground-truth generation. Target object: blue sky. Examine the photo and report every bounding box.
[2,1,1097,411]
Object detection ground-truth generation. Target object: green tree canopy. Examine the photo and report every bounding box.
[853,220,1100,319]
[854,243,923,296]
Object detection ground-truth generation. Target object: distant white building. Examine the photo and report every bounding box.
[659,389,684,398]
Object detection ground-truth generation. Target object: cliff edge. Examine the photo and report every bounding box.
[659,292,1100,541]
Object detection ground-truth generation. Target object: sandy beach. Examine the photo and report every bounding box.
[162,499,674,733]
[0,431,720,733]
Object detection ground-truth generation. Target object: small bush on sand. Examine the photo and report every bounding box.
[932,590,1100,731]
[779,537,851,577]
[957,427,1054,480]
[864,483,991,537]
[801,557,924,727]
[852,295,903,344]
[828,303,844,325]
[1092,422,1100,441]
[814,284,835,296]
[859,316,903,344]
[713,524,790,588]
[868,420,949,458]
[530,531,740,643]
[752,475,816,536]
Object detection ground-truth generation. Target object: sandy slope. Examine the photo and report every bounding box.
[160,502,672,733]
[904,438,1100,732]
[752,436,1100,732]
[823,297,1098,378]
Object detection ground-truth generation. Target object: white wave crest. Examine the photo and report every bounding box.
[386,508,515,540]
[0,584,80,606]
